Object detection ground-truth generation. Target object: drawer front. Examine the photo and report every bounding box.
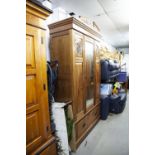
[76,117,88,139]
[40,142,57,155]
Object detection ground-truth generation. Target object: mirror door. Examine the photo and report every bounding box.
[84,37,95,109]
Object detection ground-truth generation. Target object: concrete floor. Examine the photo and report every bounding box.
[72,95,129,155]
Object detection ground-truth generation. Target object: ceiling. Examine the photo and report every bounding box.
[51,0,129,48]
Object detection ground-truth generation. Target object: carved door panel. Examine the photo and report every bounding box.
[26,25,48,154]
[74,31,83,57]
[74,31,85,119]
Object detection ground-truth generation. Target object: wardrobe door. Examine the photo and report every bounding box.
[95,42,101,105]
[84,37,95,110]
[74,31,85,119]
[26,25,49,154]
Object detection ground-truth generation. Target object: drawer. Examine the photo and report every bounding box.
[76,117,88,139]
[40,142,57,155]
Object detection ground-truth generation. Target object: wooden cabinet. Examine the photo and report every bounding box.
[26,1,56,154]
[48,17,102,150]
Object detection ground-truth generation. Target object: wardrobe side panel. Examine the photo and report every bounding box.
[51,31,72,102]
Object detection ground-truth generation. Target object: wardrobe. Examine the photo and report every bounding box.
[48,17,102,149]
[26,1,56,154]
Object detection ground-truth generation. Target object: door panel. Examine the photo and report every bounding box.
[26,75,37,107]
[26,25,46,154]
[95,42,100,104]
[74,31,83,57]
[26,35,36,68]
[26,111,41,145]
[95,62,100,104]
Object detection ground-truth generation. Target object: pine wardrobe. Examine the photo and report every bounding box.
[26,1,56,154]
[48,17,102,149]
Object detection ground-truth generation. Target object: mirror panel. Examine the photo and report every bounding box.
[85,40,94,108]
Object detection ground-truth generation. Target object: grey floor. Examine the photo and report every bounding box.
[72,95,129,155]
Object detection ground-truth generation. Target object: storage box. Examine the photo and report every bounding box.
[117,72,127,82]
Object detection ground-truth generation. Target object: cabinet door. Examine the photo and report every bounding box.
[26,25,49,154]
[84,37,95,109]
[74,31,85,119]
[95,42,101,104]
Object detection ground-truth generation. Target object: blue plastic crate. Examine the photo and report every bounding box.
[117,72,127,82]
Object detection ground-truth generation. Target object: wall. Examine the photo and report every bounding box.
[101,41,116,52]
[117,47,129,75]
[117,47,129,54]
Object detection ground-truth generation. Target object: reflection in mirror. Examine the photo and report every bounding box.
[85,41,94,108]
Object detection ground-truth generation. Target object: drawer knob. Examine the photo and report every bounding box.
[82,123,86,128]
